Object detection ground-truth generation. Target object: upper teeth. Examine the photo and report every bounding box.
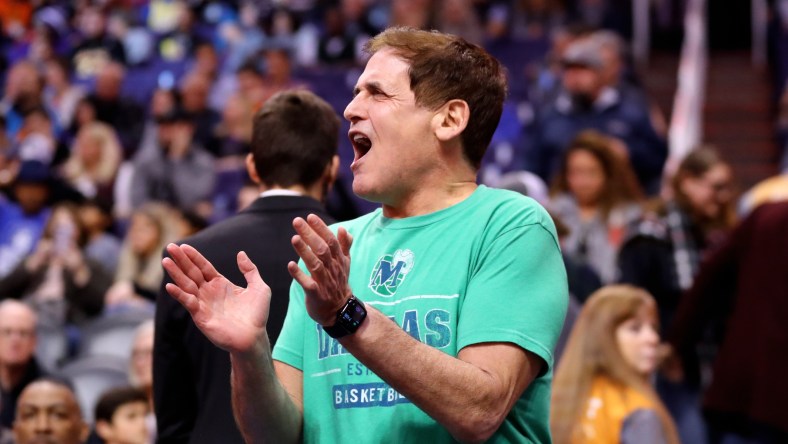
[354,135,367,143]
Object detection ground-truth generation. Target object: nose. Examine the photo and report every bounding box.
[33,412,52,434]
[643,325,660,345]
[343,93,363,123]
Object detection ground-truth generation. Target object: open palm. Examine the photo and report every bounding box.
[163,243,271,354]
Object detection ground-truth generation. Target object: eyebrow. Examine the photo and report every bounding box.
[352,81,386,97]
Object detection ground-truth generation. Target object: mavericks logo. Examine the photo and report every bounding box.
[368,249,415,296]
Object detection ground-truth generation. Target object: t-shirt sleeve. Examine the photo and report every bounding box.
[457,222,568,373]
[272,276,307,370]
[621,409,669,444]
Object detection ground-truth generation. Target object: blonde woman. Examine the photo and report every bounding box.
[551,285,680,444]
[107,203,177,309]
[62,121,122,204]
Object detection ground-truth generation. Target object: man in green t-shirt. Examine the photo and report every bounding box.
[162,27,568,443]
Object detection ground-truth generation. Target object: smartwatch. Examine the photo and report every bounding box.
[322,295,367,339]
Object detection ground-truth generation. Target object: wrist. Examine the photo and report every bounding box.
[322,295,367,339]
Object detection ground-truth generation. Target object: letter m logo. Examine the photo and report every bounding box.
[368,249,415,297]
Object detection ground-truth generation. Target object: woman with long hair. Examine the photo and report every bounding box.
[106,203,177,309]
[62,121,122,204]
[551,285,680,444]
[549,130,643,284]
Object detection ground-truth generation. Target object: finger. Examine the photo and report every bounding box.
[165,282,202,315]
[182,244,223,282]
[337,227,353,257]
[162,257,200,296]
[293,217,332,264]
[166,244,207,287]
[236,251,267,291]
[291,235,327,280]
[307,214,343,258]
[287,261,318,293]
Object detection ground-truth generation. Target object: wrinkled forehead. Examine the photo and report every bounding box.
[356,49,411,90]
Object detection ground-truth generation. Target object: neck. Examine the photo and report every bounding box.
[259,182,325,203]
[381,179,477,219]
[577,201,599,221]
[0,362,28,391]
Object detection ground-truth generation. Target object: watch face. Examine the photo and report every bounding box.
[340,298,366,328]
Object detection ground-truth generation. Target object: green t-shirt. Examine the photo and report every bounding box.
[273,185,568,443]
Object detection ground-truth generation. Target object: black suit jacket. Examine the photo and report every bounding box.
[153,195,333,444]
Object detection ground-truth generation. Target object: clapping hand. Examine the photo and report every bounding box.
[163,244,272,354]
[286,214,354,327]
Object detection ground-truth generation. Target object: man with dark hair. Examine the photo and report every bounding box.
[154,89,340,443]
[94,387,149,444]
[12,378,88,444]
[163,27,567,443]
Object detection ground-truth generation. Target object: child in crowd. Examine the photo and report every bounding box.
[94,387,151,444]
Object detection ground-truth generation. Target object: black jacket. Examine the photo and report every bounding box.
[153,195,334,444]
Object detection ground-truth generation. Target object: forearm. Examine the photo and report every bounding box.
[230,334,303,444]
[340,308,520,443]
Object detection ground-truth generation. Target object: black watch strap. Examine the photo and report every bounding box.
[322,296,367,339]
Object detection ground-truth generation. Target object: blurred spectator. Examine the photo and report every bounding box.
[0,203,112,326]
[390,0,433,29]
[178,73,220,154]
[106,10,153,67]
[1,61,45,140]
[155,4,206,63]
[551,285,679,444]
[78,199,122,276]
[257,48,306,108]
[522,32,668,194]
[217,2,267,72]
[567,0,632,39]
[211,94,254,220]
[61,122,122,205]
[71,6,127,78]
[136,87,179,162]
[618,148,736,444]
[108,203,177,307]
[318,4,360,65]
[128,320,155,443]
[86,62,144,156]
[435,0,485,45]
[619,148,736,329]
[94,386,151,444]
[12,378,89,444]
[0,161,52,279]
[484,0,565,42]
[0,301,44,429]
[548,130,643,284]
[667,201,788,444]
[14,105,57,165]
[234,60,268,111]
[129,108,215,215]
[66,97,98,146]
[43,58,85,131]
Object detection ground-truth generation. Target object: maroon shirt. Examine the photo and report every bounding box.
[669,201,788,433]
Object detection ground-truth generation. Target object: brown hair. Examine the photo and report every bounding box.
[551,130,643,219]
[671,146,736,229]
[551,285,679,444]
[251,89,340,188]
[365,27,507,169]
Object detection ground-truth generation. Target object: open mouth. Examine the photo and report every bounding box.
[350,131,372,161]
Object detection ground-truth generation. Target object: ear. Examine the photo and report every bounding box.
[433,99,470,143]
[326,155,340,187]
[245,153,262,185]
[95,420,112,441]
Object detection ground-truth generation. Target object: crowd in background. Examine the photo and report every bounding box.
[0,0,787,443]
